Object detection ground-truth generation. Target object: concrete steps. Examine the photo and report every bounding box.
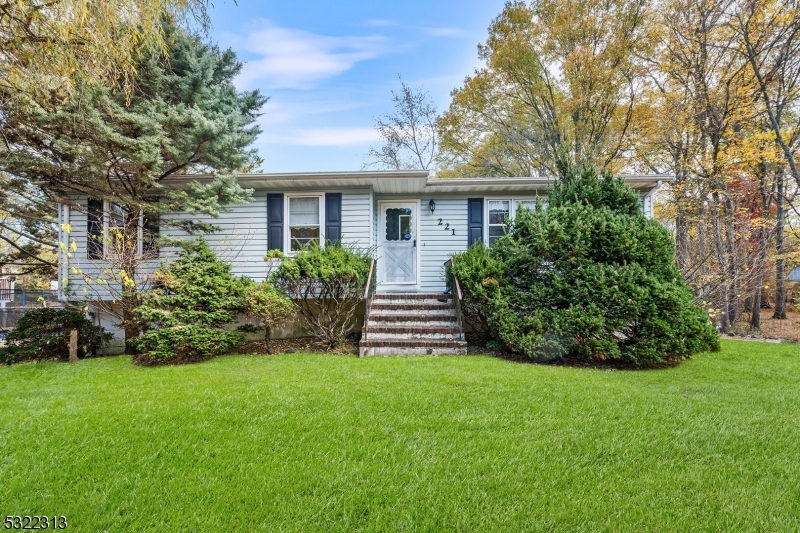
[359,293,466,356]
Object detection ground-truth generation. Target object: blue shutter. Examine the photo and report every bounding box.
[325,193,342,245]
[87,199,103,259]
[468,198,484,246]
[267,193,284,251]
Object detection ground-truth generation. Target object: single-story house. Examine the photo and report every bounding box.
[56,170,670,354]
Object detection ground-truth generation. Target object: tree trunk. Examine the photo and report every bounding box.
[265,325,273,354]
[711,198,731,331]
[123,312,141,355]
[773,168,787,319]
[674,168,691,274]
[697,204,707,295]
[750,228,768,330]
[723,197,740,326]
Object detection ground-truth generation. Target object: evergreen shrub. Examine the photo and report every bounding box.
[0,308,110,365]
[271,244,372,349]
[451,164,719,365]
[134,239,246,363]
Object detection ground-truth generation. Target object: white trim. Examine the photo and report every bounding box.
[377,199,420,289]
[283,192,326,254]
[368,188,374,248]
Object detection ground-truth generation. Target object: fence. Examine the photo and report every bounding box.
[0,290,63,331]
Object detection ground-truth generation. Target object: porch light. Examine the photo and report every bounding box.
[429,199,436,213]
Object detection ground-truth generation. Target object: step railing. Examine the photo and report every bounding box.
[362,258,376,340]
[444,259,465,340]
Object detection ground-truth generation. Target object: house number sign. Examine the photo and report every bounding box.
[437,218,456,236]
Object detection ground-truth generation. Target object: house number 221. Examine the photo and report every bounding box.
[437,218,456,236]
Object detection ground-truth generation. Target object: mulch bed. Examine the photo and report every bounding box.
[236,336,359,356]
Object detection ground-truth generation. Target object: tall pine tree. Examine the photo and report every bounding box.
[0,23,267,350]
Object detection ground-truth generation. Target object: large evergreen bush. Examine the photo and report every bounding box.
[134,239,247,363]
[451,164,719,365]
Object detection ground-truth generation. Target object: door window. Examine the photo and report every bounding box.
[385,207,413,241]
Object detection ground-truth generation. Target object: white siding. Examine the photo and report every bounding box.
[340,189,372,248]
[161,189,270,280]
[62,185,656,301]
[63,188,373,297]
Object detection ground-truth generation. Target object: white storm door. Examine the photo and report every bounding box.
[380,202,418,285]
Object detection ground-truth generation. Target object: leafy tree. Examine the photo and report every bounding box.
[451,165,719,365]
[365,77,439,170]
[635,0,798,332]
[134,239,246,363]
[438,0,651,177]
[0,23,266,350]
[0,0,208,103]
[244,282,294,354]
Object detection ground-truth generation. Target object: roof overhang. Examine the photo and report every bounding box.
[161,170,430,194]
[424,175,671,193]
[161,171,673,194]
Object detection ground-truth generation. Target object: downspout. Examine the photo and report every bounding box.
[644,180,663,219]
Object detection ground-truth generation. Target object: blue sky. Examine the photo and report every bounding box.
[207,0,507,172]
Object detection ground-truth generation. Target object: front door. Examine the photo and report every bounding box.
[379,201,418,286]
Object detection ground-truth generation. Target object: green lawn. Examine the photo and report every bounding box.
[1,341,798,532]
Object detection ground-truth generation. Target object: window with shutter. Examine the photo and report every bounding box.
[87,199,104,259]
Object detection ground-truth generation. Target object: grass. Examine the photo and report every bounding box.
[1,340,799,532]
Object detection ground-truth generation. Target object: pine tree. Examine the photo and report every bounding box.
[0,23,266,350]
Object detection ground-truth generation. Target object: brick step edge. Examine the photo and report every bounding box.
[370,303,453,311]
[373,293,452,301]
[359,339,467,348]
[367,315,457,323]
[363,326,462,335]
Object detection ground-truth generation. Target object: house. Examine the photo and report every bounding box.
[56,170,670,354]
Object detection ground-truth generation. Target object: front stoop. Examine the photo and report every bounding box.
[359,293,467,356]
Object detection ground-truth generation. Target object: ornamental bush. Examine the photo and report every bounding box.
[452,164,719,365]
[133,239,246,363]
[271,244,372,349]
[243,282,294,354]
[0,308,111,365]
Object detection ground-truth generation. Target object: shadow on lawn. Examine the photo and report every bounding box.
[466,332,686,371]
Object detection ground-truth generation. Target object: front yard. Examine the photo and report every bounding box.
[1,341,798,532]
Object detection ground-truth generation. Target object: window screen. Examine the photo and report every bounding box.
[488,200,510,246]
[289,196,321,251]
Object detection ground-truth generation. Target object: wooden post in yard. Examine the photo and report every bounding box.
[69,329,78,362]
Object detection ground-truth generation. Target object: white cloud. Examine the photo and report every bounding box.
[260,127,379,147]
[425,27,465,37]
[233,21,387,90]
[364,19,396,27]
